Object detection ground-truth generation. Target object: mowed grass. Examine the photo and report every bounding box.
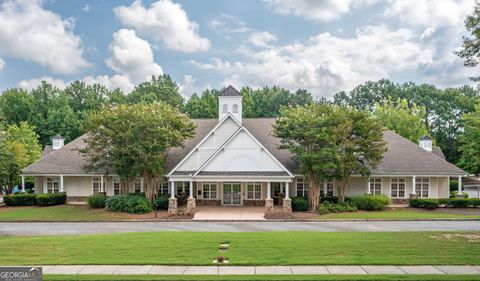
[44,275,480,281]
[1,232,479,265]
[317,209,480,219]
[0,205,135,221]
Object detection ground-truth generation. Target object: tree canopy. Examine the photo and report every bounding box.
[458,103,480,175]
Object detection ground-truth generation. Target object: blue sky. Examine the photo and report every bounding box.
[0,0,477,98]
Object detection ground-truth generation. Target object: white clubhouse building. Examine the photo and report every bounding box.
[22,86,468,214]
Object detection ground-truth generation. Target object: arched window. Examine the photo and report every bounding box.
[222,104,228,113]
[232,104,238,113]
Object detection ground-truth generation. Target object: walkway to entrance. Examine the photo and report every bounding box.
[193,206,265,221]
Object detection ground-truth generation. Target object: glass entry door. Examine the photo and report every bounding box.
[223,183,242,205]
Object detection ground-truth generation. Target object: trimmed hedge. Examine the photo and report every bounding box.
[4,193,37,206]
[409,198,440,210]
[449,191,469,198]
[105,194,152,214]
[155,194,170,210]
[349,194,391,211]
[318,201,357,215]
[88,194,106,208]
[36,193,67,206]
[292,196,309,212]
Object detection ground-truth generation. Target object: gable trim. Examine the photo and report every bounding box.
[167,114,241,176]
[193,126,293,177]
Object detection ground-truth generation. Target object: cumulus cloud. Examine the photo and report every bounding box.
[249,31,278,48]
[0,0,90,74]
[82,74,135,94]
[264,0,377,22]
[191,25,433,98]
[114,0,210,52]
[18,76,69,91]
[0,58,5,71]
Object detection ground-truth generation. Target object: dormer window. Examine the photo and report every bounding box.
[232,104,238,113]
[222,104,228,113]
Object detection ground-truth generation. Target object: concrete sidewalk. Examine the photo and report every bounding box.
[38,265,480,275]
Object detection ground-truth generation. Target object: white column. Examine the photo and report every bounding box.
[412,176,416,194]
[189,180,193,198]
[285,182,290,199]
[367,177,371,194]
[60,175,64,192]
[267,182,271,199]
[170,181,175,198]
[323,181,328,195]
[140,178,144,193]
[458,176,462,193]
[100,175,104,192]
[21,176,25,192]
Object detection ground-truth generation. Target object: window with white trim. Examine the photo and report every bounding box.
[246,182,262,199]
[232,104,238,113]
[113,177,120,195]
[415,178,429,198]
[323,180,334,197]
[370,178,382,195]
[92,177,103,193]
[203,182,217,199]
[391,178,406,198]
[46,177,59,193]
[157,180,169,195]
[222,104,228,113]
[296,178,308,197]
[134,179,142,193]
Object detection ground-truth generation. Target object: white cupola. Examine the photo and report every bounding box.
[218,85,242,123]
[418,135,432,152]
[52,134,65,150]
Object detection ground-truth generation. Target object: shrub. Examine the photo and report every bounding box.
[349,194,390,211]
[36,193,67,206]
[3,195,17,206]
[292,196,309,212]
[88,194,106,208]
[439,198,478,208]
[317,201,357,215]
[449,191,469,198]
[155,194,170,210]
[105,194,152,214]
[409,198,440,210]
[3,193,37,206]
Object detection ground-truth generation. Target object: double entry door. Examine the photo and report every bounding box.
[223,182,242,205]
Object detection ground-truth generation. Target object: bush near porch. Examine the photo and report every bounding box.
[315,195,390,215]
[105,194,152,214]
[410,198,480,209]
[4,193,66,207]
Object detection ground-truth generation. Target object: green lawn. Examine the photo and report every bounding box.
[0,205,143,221]
[317,209,480,220]
[44,275,480,281]
[1,232,479,265]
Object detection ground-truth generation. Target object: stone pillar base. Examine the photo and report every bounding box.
[282,198,292,213]
[455,192,466,198]
[409,193,418,199]
[187,197,196,215]
[265,198,274,214]
[168,198,178,216]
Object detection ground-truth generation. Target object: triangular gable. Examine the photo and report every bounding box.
[194,127,293,176]
[168,114,241,174]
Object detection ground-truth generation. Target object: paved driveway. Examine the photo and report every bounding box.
[193,206,265,220]
[1,221,480,236]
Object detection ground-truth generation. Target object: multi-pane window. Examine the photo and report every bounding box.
[176,182,190,196]
[323,180,334,197]
[134,179,142,193]
[296,178,308,197]
[232,104,238,113]
[113,177,120,195]
[370,178,382,195]
[391,178,406,198]
[222,104,228,113]
[92,177,103,193]
[246,182,262,199]
[46,177,59,193]
[158,180,169,195]
[415,178,429,198]
[203,182,217,199]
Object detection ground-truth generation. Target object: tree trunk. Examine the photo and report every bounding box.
[120,180,129,195]
[337,178,349,203]
[307,177,320,211]
[143,174,157,203]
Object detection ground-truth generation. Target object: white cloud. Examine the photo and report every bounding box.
[106,29,163,84]
[249,31,278,48]
[0,58,5,71]
[178,75,212,98]
[114,0,210,52]
[264,0,377,22]
[191,25,433,98]
[82,74,135,93]
[18,76,69,91]
[82,4,91,12]
[208,13,250,34]
[0,0,90,74]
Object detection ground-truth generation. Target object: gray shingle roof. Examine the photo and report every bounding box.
[41,145,54,158]
[22,118,466,176]
[218,85,241,96]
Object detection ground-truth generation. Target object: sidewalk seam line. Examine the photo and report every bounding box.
[433,265,448,275]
